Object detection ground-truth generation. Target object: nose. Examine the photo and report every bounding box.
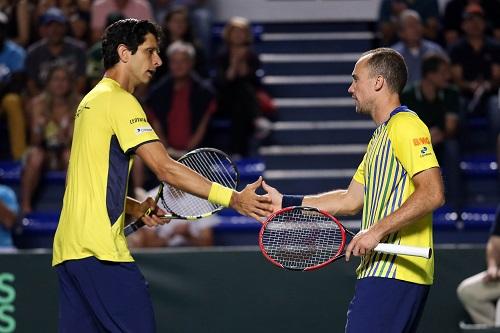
[348,82,354,94]
[153,52,162,67]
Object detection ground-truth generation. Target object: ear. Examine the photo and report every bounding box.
[374,75,384,91]
[117,44,130,63]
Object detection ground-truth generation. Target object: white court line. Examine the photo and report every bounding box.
[264,169,356,179]
[272,120,375,130]
[274,97,354,107]
[260,53,361,63]
[261,31,375,41]
[263,75,352,85]
[259,144,367,155]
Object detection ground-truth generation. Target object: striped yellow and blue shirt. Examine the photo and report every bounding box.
[352,106,439,285]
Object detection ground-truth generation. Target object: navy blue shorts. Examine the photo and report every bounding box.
[55,256,156,333]
[345,277,430,333]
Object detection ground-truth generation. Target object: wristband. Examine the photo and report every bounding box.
[208,182,233,207]
[282,194,304,208]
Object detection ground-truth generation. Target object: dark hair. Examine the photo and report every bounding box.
[102,19,162,70]
[362,48,408,94]
[162,6,196,46]
[422,54,449,77]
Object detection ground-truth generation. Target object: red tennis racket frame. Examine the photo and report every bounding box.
[258,206,348,271]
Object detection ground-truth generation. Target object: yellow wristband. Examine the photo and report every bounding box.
[208,183,233,207]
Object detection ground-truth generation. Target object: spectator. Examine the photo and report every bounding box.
[151,0,212,60]
[90,0,153,43]
[128,219,215,248]
[0,11,27,160]
[0,0,32,47]
[25,7,87,97]
[68,10,91,47]
[377,0,440,46]
[147,41,215,154]
[401,54,463,210]
[391,9,445,86]
[214,16,261,157]
[86,12,125,89]
[448,4,500,138]
[20,65,80,214]
[443,0,500,48]
[0,184,18,249]
[156,5,207,79]
[188,0,212,61]
[457,205,500,327]
[132,41,215,196]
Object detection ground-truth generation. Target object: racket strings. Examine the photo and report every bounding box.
[162,150,238,217]
[261,209,344,270]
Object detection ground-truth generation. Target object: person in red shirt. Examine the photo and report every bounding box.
[131,40,215,196]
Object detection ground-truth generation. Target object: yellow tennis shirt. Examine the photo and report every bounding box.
[352,109,439,285]
[52,78,159,266]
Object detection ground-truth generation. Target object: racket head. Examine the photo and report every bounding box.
[159,148,239,219]
[259,206,347,271]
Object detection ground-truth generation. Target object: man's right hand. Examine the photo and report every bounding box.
[230,176,273,220]
[261,180,283,213]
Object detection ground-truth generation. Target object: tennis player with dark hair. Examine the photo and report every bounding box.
[263,48,445,332]
[52,18,272,333]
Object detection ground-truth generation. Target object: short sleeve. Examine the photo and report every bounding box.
[108,93,159,154]
[389,113,440,178]
[353,153,366,185]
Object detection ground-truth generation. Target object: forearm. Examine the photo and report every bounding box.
[303,178,364,216]
[157,160,213,200]
[303,190,357,216]
[125,196,145,219]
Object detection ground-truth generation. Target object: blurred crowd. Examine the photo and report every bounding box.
[0,0,277,227]
[0,0,499,249]
[377,0,500,211]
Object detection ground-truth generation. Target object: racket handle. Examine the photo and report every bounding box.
[124,220,144,236]
[374,243,432,259]
[124,207,151,237]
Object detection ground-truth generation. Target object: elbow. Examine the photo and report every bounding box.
[343,208,360,216]
[433,190,446,210]
[342,203,363,216]
[157,163,175,185]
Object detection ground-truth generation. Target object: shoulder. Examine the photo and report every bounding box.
[0,185,16,201]
[449,39,468,54]
[5,41,26,57]
[387,111,429,137]
[91,0,111,8]
[63,37,86,51]
[422,40,444,52]
[191,74,215,94]
[26,39,47,55]
[484,38,500,51]
[147,76,173,103]
[391,42,405,52]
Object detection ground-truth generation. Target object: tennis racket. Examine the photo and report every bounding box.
[259,206,432,271]
[125,147,239,236]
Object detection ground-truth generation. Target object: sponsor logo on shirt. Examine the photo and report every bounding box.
[136,127,153,134]
[413,137,430,146]
[75,102,90,119]
[420,146,432,157]
[129,117,148,124]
